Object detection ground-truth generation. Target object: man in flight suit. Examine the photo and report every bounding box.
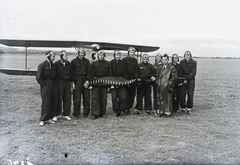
[53,50,72,121]
[36,51,58,126]
[170,54,181,112]
[179,51,197,114]
[90,50,110,120]
[122,47,138,115]
[109,50,127,117]
[135,54,155,115]
[153,53,162,111]
[71,49,91,119]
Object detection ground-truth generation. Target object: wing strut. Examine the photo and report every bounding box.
[25,41,28,70]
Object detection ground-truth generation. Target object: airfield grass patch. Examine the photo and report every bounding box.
[1,59,240,164]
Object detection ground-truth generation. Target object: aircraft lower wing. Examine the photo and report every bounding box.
[0,39,159,52]
[0,68,37,76]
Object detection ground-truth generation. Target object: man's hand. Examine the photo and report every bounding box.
[83,80,89,88]
[151,76,156,81]
[71,82,75,90]
[178,83,183,86]
[110,85,115,89]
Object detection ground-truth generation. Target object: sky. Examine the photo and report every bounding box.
[0,0,240,57]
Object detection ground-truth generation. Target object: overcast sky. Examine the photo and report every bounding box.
[0,0,240,57]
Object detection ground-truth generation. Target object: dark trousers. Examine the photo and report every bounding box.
[135,85,152,110]
[73,76,90,116]
[125,86,136,110]
[111,87,126,112]
[153,84,159,110]
[55,79,71,116]
[40,79,58,121]
[172,86,181,112]
[91,88,108,116]
[180,79,195,108]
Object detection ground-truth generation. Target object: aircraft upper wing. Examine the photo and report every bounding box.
[0,39,160,52]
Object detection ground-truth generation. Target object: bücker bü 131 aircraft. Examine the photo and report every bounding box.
[0,39,159,87]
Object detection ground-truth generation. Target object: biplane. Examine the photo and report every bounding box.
[0,39,160,87]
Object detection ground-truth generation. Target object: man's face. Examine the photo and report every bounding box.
[50,53,55,62]
[129,49,135,58]
[78,50,85,59]
[98,53,105,60]
[142,55,148,63]
[62,52,68,61]
[162,57,168,65]
[115,51,121,60]
[156,56,161,62]
[184,52,191,61]
[173,55,179,63]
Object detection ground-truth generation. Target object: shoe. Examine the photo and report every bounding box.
[124,109,131,115]
[146,110,151,115]
[158,111,164,117]
[47,120,56,124]
[177,109,182,113]
[73,115,80,119]
[116,111,121,117]
[164,112,171,117]
[159,113,164,117]
[83,114,89,117]
[52,116,57,122]
[89,115,98,120]
[134,109,141,115]
[39,121,44,126]
[186,108,191,115]
[181,108,186,113]
[62,116,71,120]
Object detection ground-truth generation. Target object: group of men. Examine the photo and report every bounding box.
[36,47,197,126]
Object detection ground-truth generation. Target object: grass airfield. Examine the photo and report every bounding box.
[0,55,240,164]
